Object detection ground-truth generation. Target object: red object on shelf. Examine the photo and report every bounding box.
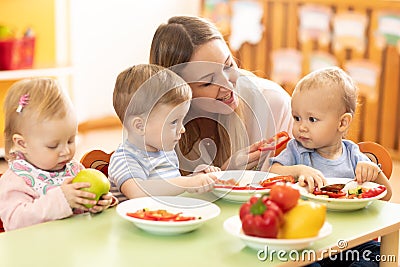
[0,36,35,70]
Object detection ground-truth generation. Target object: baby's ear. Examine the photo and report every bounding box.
[338,113,352,132]
[12,134,27,152]
[131,117,145,135]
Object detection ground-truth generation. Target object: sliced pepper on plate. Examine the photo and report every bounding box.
[259,175,295,188]
[127,209,198,222]
[360,185,386,198]
[214,175,294,190]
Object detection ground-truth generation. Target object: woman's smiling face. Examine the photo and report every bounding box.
[179,39,240,115]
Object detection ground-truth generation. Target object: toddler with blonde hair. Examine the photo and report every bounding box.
[0,78,114,231]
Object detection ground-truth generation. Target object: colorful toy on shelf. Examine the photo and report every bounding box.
[0,26,35,71]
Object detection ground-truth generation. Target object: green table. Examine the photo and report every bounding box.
[0,195,399,267]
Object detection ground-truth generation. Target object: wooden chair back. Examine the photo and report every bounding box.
[80,150,114,177]
[358,141,393,178]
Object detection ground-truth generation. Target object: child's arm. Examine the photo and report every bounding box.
[193,164,221,174]
[120,173,217,199]
[270,163,326,192]
[0,170,74,231]
[355,161,392,201]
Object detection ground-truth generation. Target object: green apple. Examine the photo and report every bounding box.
[72,169,111,208]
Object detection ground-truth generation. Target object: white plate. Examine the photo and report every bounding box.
[295,178,387,211]
[224,215,332,251]
[211,170,281,203]
[116,196,220,235]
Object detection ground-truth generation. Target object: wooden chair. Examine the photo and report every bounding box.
[80,150,121,206]
[358,141,392,242]
[358,141,393,178]
[80,150,114,176]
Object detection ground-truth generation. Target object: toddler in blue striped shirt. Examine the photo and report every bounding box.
[109,64,218,201]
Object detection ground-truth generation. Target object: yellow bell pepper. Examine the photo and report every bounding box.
[278,200,326,239]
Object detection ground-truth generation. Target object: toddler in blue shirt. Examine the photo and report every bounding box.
[269,67,392,267]
[269,66,391,200]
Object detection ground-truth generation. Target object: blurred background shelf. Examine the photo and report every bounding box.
[0,66,73,81]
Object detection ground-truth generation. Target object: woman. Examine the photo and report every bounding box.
[149,16,292,173]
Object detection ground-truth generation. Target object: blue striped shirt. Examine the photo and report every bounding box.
[108,140,181,201]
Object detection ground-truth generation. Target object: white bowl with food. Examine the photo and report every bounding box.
[295,178,387,211]
[212,170,295,203]
[116,196,220,235]
[224,215,332,251]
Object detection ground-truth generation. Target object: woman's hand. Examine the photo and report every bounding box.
[61,177,97,211]
[222,140,268,170]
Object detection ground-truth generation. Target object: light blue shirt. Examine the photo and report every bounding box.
[108,140,181,201]
[269,139,371,178]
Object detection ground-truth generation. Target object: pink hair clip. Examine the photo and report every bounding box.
[16,94,29,113]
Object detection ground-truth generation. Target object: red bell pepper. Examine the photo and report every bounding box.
[259,175,295,188]
[360,185,386,198]
[239,195,283,238]
[127,209,198,222]
[258,131,290,151]
[213,185,273,190]
[313,189,347,198]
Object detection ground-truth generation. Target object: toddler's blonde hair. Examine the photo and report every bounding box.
[294,66,358,116]
[113,64,192,125]
[3,78,74,160]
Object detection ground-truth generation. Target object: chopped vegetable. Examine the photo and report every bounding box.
[312,185,386,199]
[313,189,346,198]
[214,175,295,190]
[348,186,363,196]
[259,175,295,188]
[126,209,199,222]
[360,185,386,198]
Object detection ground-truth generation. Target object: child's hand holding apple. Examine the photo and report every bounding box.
[88,192,114,213]
[62,169,112,212]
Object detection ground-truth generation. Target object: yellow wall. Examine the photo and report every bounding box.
[0,0,56,64]
[0,0,56,151]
